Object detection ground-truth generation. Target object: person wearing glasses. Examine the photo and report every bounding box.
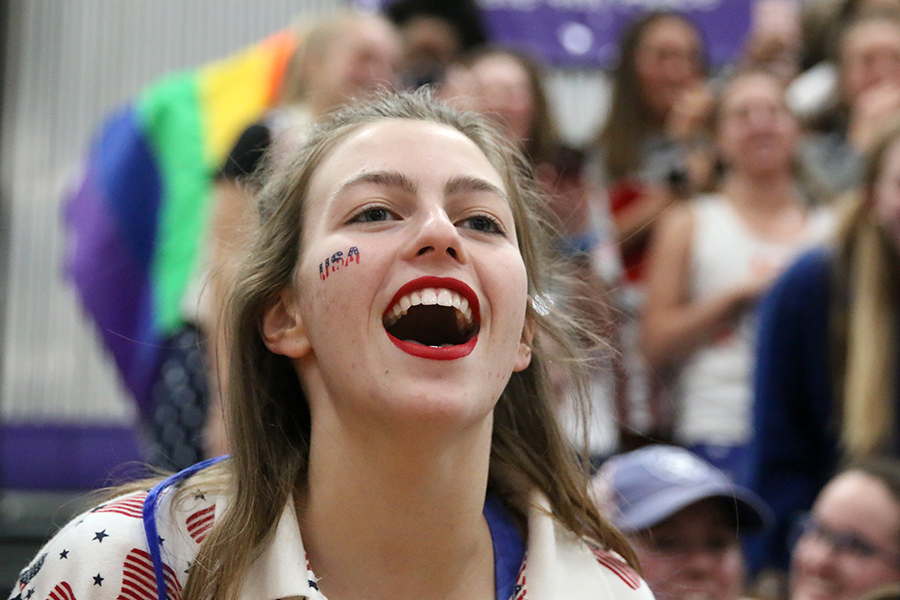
[594,445,772,600]
[791,458,900,600]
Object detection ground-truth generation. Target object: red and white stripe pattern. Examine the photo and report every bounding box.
[94,493,148,520]
[117,548,182,600]
[45,582,76,600]
[589,547,641,590]
[512,557,526,600]
[185,505,215,544]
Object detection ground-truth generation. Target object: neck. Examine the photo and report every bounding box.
[299,406,497,600]
[720,170,799,210]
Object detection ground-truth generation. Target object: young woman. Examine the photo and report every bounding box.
[791,459,900,600]
[746,117,900,578]
[9,92,650,600]
[640,69,833,481]
[798,10,900,201]
[590,11,715,449]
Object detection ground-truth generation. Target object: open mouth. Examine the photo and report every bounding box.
[383,278,480,360]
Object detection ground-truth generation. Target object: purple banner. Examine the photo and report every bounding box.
[357,0,752,68]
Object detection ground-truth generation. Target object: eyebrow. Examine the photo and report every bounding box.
[334,170,417,198]
[444,175,507,200]
[334,170,506,201]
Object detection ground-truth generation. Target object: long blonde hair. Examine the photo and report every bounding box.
[831,119,900,457]
[181,90,636,600]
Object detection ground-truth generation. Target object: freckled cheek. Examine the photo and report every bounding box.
[299,244,373,334]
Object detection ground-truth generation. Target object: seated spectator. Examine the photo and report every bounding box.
[640,69,833,482]
[589,10,716,449]
[595,444,771,600]
[441,46,559,167]
[798,10,900,202]
[384,0,488,89]
[790,459,900,600]
[745,116,900,578]
[787,0,900,121]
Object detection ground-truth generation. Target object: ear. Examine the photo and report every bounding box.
[513,315,534,373]
[262,289,311,359]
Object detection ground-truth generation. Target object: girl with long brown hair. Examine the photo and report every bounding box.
[746,117,900,580]
[10,91,651,600]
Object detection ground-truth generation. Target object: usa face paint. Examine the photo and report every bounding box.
[319,246,360,280]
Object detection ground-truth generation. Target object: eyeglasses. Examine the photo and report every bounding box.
[793,513,900,567]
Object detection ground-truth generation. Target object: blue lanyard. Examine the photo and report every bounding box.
[142,455,228,600]
[142,459,525,600]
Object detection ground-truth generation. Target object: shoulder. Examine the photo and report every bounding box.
[523,494,653,600]
[771,247,833,299]
[8,483,222,600]
[758,247,832,332]
[8,490,158,600]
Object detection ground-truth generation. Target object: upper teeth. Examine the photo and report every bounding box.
[385,287,473,326]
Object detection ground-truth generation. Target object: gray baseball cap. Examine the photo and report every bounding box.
[600,445,772,533]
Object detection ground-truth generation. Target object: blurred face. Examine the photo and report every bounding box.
[716,73,798,175]
[631,499,744,600]
[873,137,900,252]
[634,16,704,119]
[791,471,900,600]
[840,19,900,103]
[312,18,402,114]
[400,16,461,72]
[468,53,536,150]
[269,119,531,433]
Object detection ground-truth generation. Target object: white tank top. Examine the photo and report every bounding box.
[674,194,834,446]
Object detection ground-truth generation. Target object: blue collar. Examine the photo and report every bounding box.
[484,493,526,600]
[145,460,527,600]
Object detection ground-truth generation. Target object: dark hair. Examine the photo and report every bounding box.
[595,11,708,182]
[385,0,489,52]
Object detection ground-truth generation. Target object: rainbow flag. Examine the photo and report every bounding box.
[65,31,297,412]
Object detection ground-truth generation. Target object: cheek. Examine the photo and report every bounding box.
[638,553,681,589]
[299,244,372,334]
[313,245,364,282]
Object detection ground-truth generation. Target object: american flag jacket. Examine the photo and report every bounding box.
[9,483,653,600]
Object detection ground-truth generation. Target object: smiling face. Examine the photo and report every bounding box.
[307,17,402,116]
[264,118,532,432]
[791,471,900,600]
[840,18,900,104]
[634,15,704,120]
[467,53,537,150]
[631,499,744,600]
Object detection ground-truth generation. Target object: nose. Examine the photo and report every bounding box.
[682,547,722,577]
[410,206,464,263]
[794,533,839,577]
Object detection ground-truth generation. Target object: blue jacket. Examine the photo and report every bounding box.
[743,247,840,573]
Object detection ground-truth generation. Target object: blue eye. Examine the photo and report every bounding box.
[462,215,505,235]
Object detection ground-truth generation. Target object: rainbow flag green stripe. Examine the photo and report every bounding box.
[65,31,296,410]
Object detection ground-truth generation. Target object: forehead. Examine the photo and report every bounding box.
[652,498,735,532]
[843,20,900,57]
[639,17,700,51]
[721,75,782,108]
[307,119,506,200]
[816,472,900,531]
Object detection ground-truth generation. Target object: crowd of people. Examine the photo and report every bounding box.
[11,0,900,599]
